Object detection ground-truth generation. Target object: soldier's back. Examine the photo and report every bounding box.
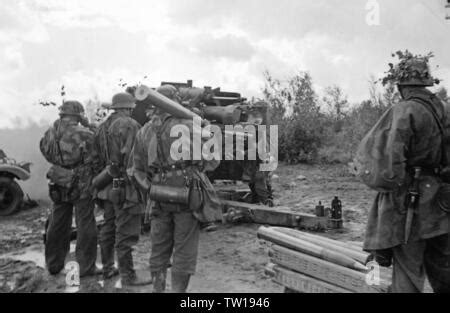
[109,114,141,134]
[56,120,94,167]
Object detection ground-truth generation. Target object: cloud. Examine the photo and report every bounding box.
[0,1,49,43]
[166,0,368,40]
[1,0,450,129]
[0,45,25,75]
[30,0,170,32]
[170,34,256,61]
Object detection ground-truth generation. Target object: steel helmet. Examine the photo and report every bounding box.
[157,84,178,100]
[381,51,439,87]
[396,58,435,86]
[110,93,136,110]
[59,100,85,117]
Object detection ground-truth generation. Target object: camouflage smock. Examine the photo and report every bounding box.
[128,113,223,222]
[43,118,99,199]
[94,111,141,207]
[364,87,450,251]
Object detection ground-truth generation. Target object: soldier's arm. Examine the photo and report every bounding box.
[128,129,151,191]
[107,119,136,168]
[92,128,105,173]
[81,130,100,168]
[117,120,140,169]
[183,117,221,172]
[201,132,221,172]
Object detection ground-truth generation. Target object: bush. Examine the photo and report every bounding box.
[263,71,393,165]
[263,71,327,164]
[279,116,325,163]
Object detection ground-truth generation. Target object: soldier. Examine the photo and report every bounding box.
[361,53,450,293]
[129,85,222,292]
[244,161,274,207]
[93,93,151,286]
[40,101,99,277]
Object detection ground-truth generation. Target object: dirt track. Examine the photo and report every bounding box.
[0,163,375,293]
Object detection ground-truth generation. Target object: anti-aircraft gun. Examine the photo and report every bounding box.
[129,82,332,231]
[128,80,274,207]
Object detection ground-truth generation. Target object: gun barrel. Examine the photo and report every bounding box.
[223,130,255,138]
[135,84,212,137]
[135,85,200,120]
[211,96,242,101]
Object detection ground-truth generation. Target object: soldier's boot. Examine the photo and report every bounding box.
[80,266,103,278]
[121,272,153,286]
[103,267,120,280]
[151,270,167,293]
[171,272,191,293]
[200,222,218,232]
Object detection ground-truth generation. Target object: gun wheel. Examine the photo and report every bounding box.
[0,176,24,216]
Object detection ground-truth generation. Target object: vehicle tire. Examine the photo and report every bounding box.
[0,176,24,216]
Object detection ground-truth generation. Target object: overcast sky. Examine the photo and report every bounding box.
[1,0,449,128]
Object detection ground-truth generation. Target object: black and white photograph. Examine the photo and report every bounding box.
[0,0,450,300]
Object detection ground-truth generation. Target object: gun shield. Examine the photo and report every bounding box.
[203,105,241,124]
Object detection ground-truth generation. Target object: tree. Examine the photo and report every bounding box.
[323,85,349,132]
[263,70,320,116]
[382,81,400,107]
[437,86,449,103]
[262,70,325,163]
[368,76,398,109]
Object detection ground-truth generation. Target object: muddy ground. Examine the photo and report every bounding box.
[0,163,375,293]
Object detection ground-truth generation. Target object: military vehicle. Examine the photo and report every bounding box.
[128,80,274,206]
[0,149,32,216]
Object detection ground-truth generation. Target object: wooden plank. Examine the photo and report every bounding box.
[217,187,251,202]
[271,265,352,293]
[269,245,389,293]
[223,200,328,230]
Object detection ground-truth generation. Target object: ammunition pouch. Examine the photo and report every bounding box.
[48,183,80,204]
[47,165,75,188]
[92,163,121,190]
[47,165,79,203]
[436,183,450,213]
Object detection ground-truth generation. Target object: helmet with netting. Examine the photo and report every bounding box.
[380,50,440,87]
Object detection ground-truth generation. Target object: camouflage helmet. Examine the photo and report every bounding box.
[157,84,178,100]
[110,92,136,110]
[59,100,85,117]
[381,50,439,87]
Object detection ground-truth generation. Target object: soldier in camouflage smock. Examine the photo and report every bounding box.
[40,101,99,277]
[362,53,450,293]
[129,85,222,293]
[93,93,151,286]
